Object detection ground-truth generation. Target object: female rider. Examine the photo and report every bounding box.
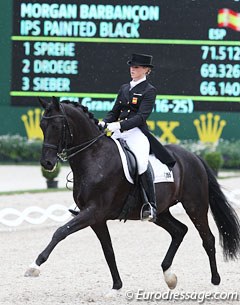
[99,53,176,221]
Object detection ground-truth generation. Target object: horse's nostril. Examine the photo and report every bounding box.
[40,159,55,170]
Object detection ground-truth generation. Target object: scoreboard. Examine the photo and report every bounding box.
[10,0,240,116]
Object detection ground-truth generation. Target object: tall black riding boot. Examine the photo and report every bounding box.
[139,166,157,222]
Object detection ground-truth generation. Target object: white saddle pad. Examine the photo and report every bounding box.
[112,138,174,184]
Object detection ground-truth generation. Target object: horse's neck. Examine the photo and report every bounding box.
[67,108,104,163]
[68,135,112,177]
[72,125,100,145]
[69,111,100,146]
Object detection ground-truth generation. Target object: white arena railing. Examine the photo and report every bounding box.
[0,191,239,227]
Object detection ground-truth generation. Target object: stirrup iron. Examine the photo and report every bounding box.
[140,202,155,222]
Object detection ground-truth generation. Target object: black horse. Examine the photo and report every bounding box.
[25,97,240,292]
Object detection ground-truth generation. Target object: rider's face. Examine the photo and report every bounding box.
[130,66,149,81]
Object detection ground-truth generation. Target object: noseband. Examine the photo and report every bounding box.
[41,104,104,161]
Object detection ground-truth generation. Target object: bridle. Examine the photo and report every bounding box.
[41,104,104,161]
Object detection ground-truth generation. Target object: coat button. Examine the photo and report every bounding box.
[119,101,122,104]
[127,110,130,112]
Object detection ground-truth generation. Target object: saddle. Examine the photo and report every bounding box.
[117,138,138,184]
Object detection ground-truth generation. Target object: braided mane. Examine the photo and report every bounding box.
[60,100,100,128]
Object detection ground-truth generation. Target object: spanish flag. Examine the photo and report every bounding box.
[218,8,240,32]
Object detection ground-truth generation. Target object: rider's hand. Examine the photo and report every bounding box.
[98,121,107,129]
[107,122,121,133]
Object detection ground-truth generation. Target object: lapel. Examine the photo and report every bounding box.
[129,80,148,98]
[122,83,131,101]
[122,80,148,102]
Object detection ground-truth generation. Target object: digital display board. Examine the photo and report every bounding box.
[11,0,240,114]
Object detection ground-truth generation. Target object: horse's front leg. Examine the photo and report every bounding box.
[91,222,122,292]
[25,206,96,277]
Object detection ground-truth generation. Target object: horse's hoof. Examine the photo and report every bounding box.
[212,274,221,285]
[104,289,121,299]
[164,268,177,290]
[24,263,40,277]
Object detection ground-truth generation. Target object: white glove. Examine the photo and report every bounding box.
[98,121,106,128]
[107,122,121,133]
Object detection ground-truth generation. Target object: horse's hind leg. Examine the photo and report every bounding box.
[155,210,188,289]
[184,204,221,285]
[25,206,96,277]
[91,222,122,292]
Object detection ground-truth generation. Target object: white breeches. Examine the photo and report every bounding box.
[112,127,150,174]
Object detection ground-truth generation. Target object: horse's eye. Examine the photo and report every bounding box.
[51,123,61,131]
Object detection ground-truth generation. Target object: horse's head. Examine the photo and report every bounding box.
[39,96,103,170]
[39,97,70,171]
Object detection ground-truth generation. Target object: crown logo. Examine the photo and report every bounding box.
[193,113,226,143]
[21,108,43,140]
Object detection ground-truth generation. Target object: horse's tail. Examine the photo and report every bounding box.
[198,156,240,260]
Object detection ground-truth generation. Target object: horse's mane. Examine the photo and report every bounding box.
[60,100,101,129]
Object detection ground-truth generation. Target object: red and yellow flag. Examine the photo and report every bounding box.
[132,97,138,104]
[218,8,240,32]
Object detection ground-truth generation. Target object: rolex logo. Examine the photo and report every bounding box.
[21,109,43,140]
[194,113,226,143]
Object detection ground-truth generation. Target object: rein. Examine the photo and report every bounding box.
[62,133,104,160]
[42,104,104,161]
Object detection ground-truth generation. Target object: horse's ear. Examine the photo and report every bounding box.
[52,96,60,111]
[38,97,48,109]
